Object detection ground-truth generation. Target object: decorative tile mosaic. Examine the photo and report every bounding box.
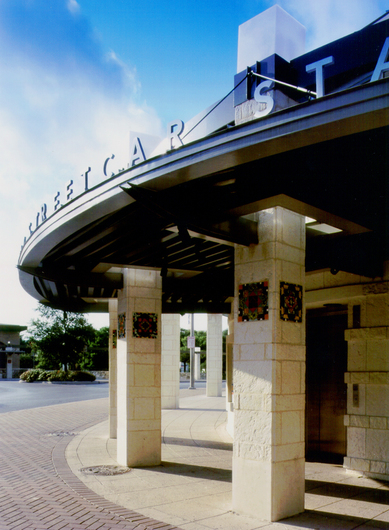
[112,329,117,349]
[133,312,158,339]
[118,313,126,338]
[280,282,303,322]
[238,281,268,321]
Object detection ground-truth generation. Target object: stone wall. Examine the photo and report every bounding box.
[344,281,389,480]
[306,266,389,480]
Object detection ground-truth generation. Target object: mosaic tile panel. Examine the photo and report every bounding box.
[238,281,268,321]
[112,329,117,349]
[133,312,158,339]
[280,282,303,322]
[118,313,126,338]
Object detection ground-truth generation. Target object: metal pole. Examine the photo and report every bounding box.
[189,313,195,389]
[250,71,317,97]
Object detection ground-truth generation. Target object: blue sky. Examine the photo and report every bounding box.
[0,0,387,330]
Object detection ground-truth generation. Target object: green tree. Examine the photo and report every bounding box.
[195,330,207,351]
[180,326,228,377]
[81,327,109,370]
[19,337,34,368]
[26,305,95,371]
[180,328,208,372]
[180,328,190,371]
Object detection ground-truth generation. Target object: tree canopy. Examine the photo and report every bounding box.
[26,305,96,371]
[81,326,109,370]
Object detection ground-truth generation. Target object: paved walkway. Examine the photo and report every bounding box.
[1,387,389,529]
[0,396,178,529]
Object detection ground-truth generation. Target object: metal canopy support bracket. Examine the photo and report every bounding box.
[121,182,258,247]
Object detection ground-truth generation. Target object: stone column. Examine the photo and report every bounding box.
[116,268,162,467]
[206,314,223,397]
[232,207,306,522]
[226,312,234,436]
[109,298,118,439]
[195,349,201,381]
[344,271,389,480]
[226,312,234,406]
[161,313,180,409]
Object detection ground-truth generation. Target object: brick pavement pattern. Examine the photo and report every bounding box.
[0,397,180,530]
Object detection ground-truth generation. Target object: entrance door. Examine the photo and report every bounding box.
[306,307,348,463]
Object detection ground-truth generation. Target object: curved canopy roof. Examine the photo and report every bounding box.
[18,76,389,314]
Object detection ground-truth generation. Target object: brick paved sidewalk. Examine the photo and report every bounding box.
[0,398,179,530]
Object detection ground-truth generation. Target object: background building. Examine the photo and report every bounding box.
[0,324,26,379]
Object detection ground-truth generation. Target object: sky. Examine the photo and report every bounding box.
[0,0,387,332]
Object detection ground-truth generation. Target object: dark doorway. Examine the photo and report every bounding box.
[306,306,348,464]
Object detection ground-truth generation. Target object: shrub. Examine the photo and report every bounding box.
[37,370,51,381]
[47,370,70,382]
[20,369,96,382]
[20,369,46,382]
[70,370,96,382]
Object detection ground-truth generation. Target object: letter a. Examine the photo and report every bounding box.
[371,37,389,82]
[130,137,146,167]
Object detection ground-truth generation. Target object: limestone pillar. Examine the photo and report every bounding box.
[232,207,306,522]
[226,313,234,436]
[109,298,118,439]
[206,314,223,397]
[344,270,389,480]
[195,349,201,381]
[161,313,180,409]
[226,312,234,407]
[116,268,162,467]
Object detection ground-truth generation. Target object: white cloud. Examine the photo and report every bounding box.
[279,0,388,50]
[67,0,80,15]
[0,0,163,327]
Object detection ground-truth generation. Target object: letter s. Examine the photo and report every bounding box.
[254,80,275,118]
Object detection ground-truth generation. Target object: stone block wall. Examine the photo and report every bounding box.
[161,313,180,409]
[344,282,389,480]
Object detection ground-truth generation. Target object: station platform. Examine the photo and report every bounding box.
[67,388,389,529]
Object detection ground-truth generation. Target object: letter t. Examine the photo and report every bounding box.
[306,56,334,98]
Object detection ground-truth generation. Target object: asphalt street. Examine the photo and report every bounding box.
[0,379,207,413]
[0,380,109,413]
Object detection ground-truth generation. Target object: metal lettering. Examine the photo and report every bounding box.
[54,191,61,211]
[82,167,91,191]
[66,180,74,202]
[306,56,334,98]
[103,155,115,177]
[254,80,275,118]
[130,137,146,167]
[41,203,47,222]
[371,37,389,81]
[168,120,184,150]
